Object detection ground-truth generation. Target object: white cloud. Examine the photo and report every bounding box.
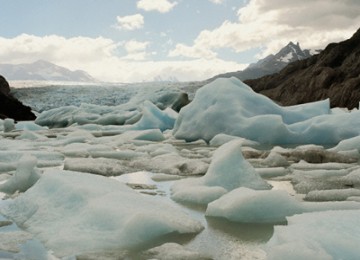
[0,34,245,82]
[123,40,149,53]
[115,14,144,31]
[121,40,150,61]
[137,0,177,13]
[169,43,217,59]
[170,0,360,59]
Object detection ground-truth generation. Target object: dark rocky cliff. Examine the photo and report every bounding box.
[245,28,360,109]
[0,75,36,120]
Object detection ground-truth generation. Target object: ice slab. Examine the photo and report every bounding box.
[132,152,208,176]
[329,135,360,152]
[206,188,303,223]
[129,101,177,131]
[209,134,259,147]
[143,242,211,260]
[15,122,47,131]
[0,155,41,194]
[64,157,133,176]
[1,170,203,257]
[206,187,360,223]
[266,210,360,259]
[291,169,352,193]
[342,168,360,187]
[3,119,15,132]
[305,189,360,201]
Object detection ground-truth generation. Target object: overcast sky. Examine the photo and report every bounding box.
[0,0,359,82]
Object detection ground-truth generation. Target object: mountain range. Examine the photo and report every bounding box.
[208,41,313,82]
[0,60,96,82]
[245,28,360,109]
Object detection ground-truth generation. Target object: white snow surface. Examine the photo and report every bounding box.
[174,77,360,144]
[1,170,203,257]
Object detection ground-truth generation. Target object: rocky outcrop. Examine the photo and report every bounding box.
[245,28,360,109]
[0,75,36,120]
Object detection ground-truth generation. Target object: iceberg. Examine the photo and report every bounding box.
[129,101,177,131]
[171,140,270,205]
[1,170,203,257]
[173,77,360,144]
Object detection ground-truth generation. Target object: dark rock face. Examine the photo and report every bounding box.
[0,75,36,121]
[245,28,360,109]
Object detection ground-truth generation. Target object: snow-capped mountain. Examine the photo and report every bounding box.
[208,42,313,82]
[249,42,311,71]
[0,60,97,82]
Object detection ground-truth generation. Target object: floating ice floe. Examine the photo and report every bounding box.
[266,210,360,259]
[0,151,64,169]
[173,77,360,144]
[3,119,15,132]
[329,135,360,153]
[342,168,360,187]
[128,101,177,131]
[143,242,211,260]
[64,157,132,176]
[15,121,47,131]
[206,187,360,223]
[1,170,203,257]
[0,155,41,194]
[209,133,259,147]
[305,188,360,201]
[171,140,271,204]
[291,168,355,194]
[131,151,209,176]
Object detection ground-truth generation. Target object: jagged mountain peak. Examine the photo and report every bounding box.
[208,41,313,82]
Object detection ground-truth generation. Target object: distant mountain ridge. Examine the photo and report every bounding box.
[245,28,360,109]
[208,42,313,82]
[0,60,96,82]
